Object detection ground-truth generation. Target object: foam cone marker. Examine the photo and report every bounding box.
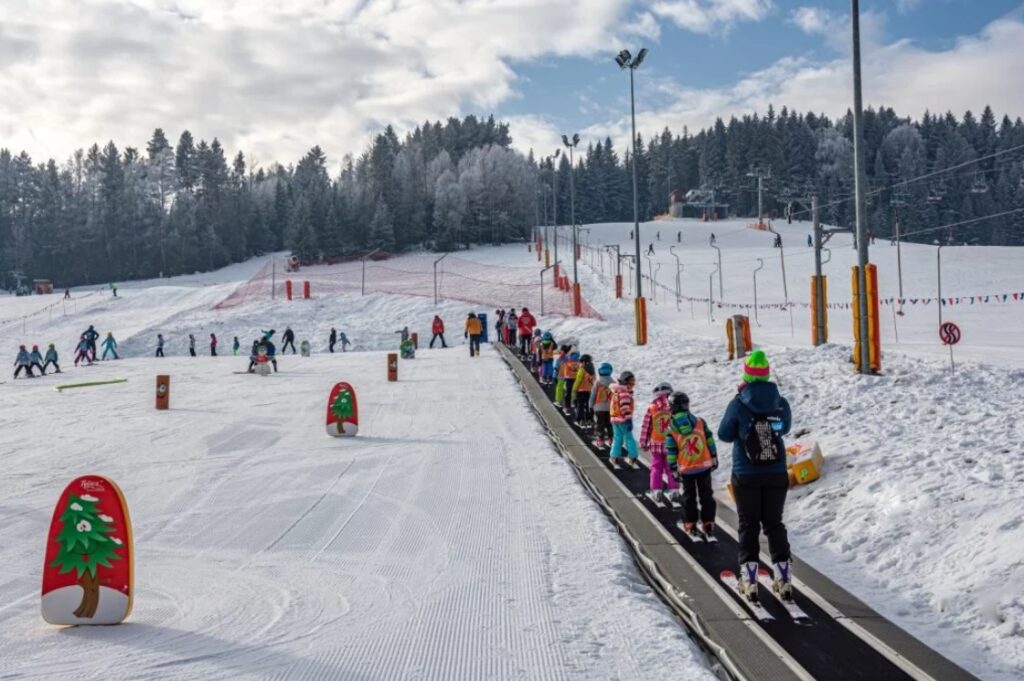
[326,382,359,437]
[41,475,133,625]
[155,375,170,410]
[387,353,398,382]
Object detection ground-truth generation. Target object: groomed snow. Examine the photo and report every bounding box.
[0,350,717,680]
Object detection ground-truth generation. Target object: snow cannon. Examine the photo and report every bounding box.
[326,382,359,437]
[41,475,133,625]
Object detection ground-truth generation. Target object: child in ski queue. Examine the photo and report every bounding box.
[571,354,595,427]
[609,371,639,468]
[717,350,793,603]
[589,363,614,448]
[639,382,680,505]
[156,333,166,357]
[538,332,557,384]
[494,309,505,344]
[505,309,518,347]
[42,343,61,374]
[232,336,240,356]
[74,336,92,366]
[553,344,571,404]
[517,308,536,355]
[560,350,580,414]
[29,345,44,375]
[528,328,542,371]
[101,332,119,360]
[13,345,34,378]
[210,333,218,356]
[665,391,718,540]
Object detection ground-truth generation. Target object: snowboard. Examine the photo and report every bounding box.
[326,381,359,437]
[41,475,133,625]
[757,568,811,622]
[720,570,773,622]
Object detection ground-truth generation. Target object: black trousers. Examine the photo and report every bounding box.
[283,339,296,354]
[681,472,716,524]
[156,348,165,357]
[43,360,60,373]
[329,339,336,352]
[189,347,196,357]
[14,364,33,378]
[211,346,217,356]
[732,473,790,564]
[594,411,612,441]
[574,391,591,424]
[468,334,480,356]
[519,334,530,355]
[430,333,447,348]
[507,329,517,347]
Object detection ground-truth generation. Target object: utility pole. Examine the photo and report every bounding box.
[753,258,764,326]
[812,196,827,345]
[851,0,873,373]
[562,134,581,315]
[747,165,771,227]
[552,150,561,280]
[616,48,648,345]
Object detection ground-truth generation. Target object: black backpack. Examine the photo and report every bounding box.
[742,412,785,466]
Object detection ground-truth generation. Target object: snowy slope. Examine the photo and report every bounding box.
[0,351,717,680]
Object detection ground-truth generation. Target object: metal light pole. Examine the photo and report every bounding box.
[562,134,582,315]
[708,263,718,323]
[753,258,764,326]
[851,0,873,373]
[710,235,723,298]
[617,47,648,345]
[895,211,905,316]
[552,150,561,279]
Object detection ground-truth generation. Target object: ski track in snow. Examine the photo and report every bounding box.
[0,349,715,681]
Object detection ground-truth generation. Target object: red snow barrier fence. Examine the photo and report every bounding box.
[214,254,603,319]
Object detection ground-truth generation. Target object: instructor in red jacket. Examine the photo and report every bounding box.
[430,315,448,348]
[517,307,536,354]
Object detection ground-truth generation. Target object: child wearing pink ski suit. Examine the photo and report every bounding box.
[639,385,680,496]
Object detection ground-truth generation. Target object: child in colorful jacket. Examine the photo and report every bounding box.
[666,391,718,539]
[571,354,595,426]
[609,371,639,467]
[42,344,61,374]
[639,382,680,504]
[13,345,34,378]
[538,333,557,384]
[101,332,119,360]
[553,345,570,402]
[589,363,614,448]
[558,351,580,413]
[29,345,45,374]
[74,337,92,366]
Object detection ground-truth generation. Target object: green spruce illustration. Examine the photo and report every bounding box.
[331,389,354,421]
[50,494,123,618]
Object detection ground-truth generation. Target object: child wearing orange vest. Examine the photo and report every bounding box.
[559,351,580,414]
[609,371,639,468]
[639,382,680,505]
[665,391,718,540]
[589,363,614,448]
[571,354,595,426]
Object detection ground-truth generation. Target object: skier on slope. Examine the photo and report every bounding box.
[647,243,655,256]
[73,336,92,366]
[609,371,639,468]
[464,313,483,357]
[42,343,61,374]
[666,391,718,541]
[156,333,165,357]
[188,334,197,357]
[210,333,218,356]
[232,336,240,356]
[430,316,447,349]
[589,363,614,449]
[13,345,34,378]
[717,350,793,603]
[82,325,100,361]
[247,340,261,372]
[338,331,351,352]
[281,327,296,354]
[264,338,279,371]
[329,327,338,353]
[28,345,45,375]
[101,332,119,360]
[639,381,680,506]
[516,308,536,355]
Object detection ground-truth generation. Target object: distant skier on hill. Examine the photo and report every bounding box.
[338,331,350,352]
[156,333,165,357]
[188,334,197,357]
[210,333,218,356]
[232,336,240,356]
[329,327,338,353]
[430,316,447,348]
[647,243,655,256]
[281,327,296,354]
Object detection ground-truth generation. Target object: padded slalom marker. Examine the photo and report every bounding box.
[326,382,359,437]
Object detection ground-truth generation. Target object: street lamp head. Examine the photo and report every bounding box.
[634,48,648,68]
[615,50,631,68]
[561,134,570,147]
[554,148,561,158]
[572,133,580,145]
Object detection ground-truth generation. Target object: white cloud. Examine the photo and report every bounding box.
[897,0,923,14]
[504,115,564,157]
[0,0,636,166]
[583,15,1024,154]
[647,0,773,34]
[790,6,836,35]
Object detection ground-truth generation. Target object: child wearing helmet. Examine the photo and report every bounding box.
[42,343,61,374]
[639,382,680,505]
[28,345,45,375]
[665,391,718,541]
[609,371,639,468]
[13,345,34,378]
[553,345,570,403]
[590,363,614,448]
[528,328,543,371]
[571,354,595,426]
[101,332,119,360]
[558,350,581,414]
[538,332,557,384]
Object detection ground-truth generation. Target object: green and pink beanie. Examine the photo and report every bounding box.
[742,350,771,383]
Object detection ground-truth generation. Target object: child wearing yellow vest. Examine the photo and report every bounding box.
[589,363,614,448]
[571,354,595,426]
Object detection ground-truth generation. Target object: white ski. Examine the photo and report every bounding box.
[720,571,774,622]
[644,491,667,508]
[757,568,811,622]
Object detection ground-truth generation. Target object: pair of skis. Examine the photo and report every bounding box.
[675,520,719,544]
[719,569,811,623]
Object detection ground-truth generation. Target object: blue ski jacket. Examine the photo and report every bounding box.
[45,348,58,362]
[30,350,43,363]
[717,381,792,477]
[14,350,31,365]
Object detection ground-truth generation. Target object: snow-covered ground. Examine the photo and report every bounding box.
[0,350,716,680]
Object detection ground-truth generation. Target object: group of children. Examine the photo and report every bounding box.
[12,344,60,378]
[523,329,795,606]
[11,324,121,378]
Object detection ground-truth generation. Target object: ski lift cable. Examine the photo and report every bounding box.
[897,207,1024,241]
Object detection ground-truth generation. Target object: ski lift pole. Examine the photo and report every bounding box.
[540,261,560,316]
[710,236,723,298]
[653,263,661,303]
[937,243,944,330]
[753,258,764,326]
[895,212,905,315]
[709,262,718,324]
[669,246,682,311]
[361,248,381,296]
[433,252,451,306]
[646,256,656,303]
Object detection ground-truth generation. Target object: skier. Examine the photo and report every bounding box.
[110,282,118,297]
[552,344,570,404]
[251,344,272,376]
[506,309,518,348]
[647,243,655,256]
[338,331,351,352]
[42,343,61,374]
[13,345,34,378]
[609,371,639,467]
[774,234,782,249]
[639,381,680,505]
[232,336,240,356]
[465,312,482,357]
[188,334,197,357]
[430,316,447,348]
[264,338,279,372]
[282,326,296,354]
[710,233,717,246]
[657,231,661,241]
[517,307,536,355]
[571,354,595,427]
[589,363,614,448]
[29,345,45,375]
[83,325,99,361]
[717,350,793,603]
[677,231,681,243]
[261,329,275,341]
[101,332,119,360]
[210,333,218,356]
[528,328,543,371]
[538,332,557,385]
[73,336,92,366]
[494,309,505,344]
[666,391,718,539]
[247,340,261,372]
[394,326,410,344]
[63,288,71,300]
[807,234,813,247]
[329,327,338,353]
[559,350,579,414]
[156,333,165,357]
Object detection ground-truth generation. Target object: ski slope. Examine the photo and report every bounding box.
[0,351,716,680]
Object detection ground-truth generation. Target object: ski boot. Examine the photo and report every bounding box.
[648,489,665,505]
[591,437,604,449]
[625,457,639,469]
[740,562,761,603]
[701,522,718,543]
[666,489,683,504]
[772,561,794,601]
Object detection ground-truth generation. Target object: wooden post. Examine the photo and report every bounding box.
[387,353,398,382]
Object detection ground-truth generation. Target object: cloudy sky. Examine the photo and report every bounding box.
[1,0,1023,168]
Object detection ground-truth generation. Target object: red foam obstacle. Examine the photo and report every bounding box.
[41,475,133,625]
[326,382,359,437]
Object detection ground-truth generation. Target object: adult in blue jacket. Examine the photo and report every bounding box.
[717,350,794,602]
